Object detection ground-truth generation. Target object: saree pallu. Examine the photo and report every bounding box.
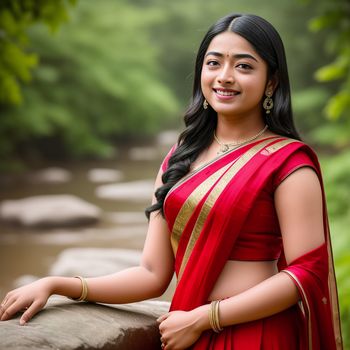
[164,137,342,349]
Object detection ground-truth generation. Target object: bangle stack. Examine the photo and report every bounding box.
[70,276,88,301]
[209,300,223,333]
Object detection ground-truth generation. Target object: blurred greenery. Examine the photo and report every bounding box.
[0,0,77,106]
[0,0,334,164]
[306,0,350,346]
[0,0,349,346]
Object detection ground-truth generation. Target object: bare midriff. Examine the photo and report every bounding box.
[208,259,278,301]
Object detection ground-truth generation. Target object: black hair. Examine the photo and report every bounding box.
[145,13,300,218]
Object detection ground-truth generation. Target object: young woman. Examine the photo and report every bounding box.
[0,13,342,349]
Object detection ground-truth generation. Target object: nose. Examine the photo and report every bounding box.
[217,64,234,84]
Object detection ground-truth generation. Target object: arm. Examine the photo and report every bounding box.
[158,167,326,349]
[214,167,325,327]
[0,167,174,325]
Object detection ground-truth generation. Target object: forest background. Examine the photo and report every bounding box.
[0,0,349,346]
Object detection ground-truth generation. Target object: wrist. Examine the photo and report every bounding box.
[192,304,211,332]
[43,276,76,297]
[49,276,88,300]
[40,276,57,295]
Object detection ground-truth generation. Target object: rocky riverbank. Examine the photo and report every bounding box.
[0,297,169,350]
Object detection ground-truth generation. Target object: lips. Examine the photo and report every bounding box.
[213,88,240,96]
[212,88,240,102]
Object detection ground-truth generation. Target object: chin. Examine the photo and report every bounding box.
[212,106,241,116]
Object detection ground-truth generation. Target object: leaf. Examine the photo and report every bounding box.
[325,91,350,120]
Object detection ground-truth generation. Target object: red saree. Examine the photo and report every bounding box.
[163,137,342,349]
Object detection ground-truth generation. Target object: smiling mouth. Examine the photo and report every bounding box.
[213,88,240,96]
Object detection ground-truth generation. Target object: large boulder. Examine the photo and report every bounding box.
[0,195,101,228]
[0,296,169,350]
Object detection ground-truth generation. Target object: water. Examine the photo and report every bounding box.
[0,146,175,301]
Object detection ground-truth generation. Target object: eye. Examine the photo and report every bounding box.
[206,60,219,67]
[236,63,252,70]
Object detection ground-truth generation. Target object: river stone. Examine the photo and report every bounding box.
[28,167,72,183]
[96,180,154,202]
[87,168,123,183]
[0,195,101,228]
[49,248,142,277]
[0,296,169,350]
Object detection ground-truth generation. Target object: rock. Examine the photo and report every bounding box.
[28,167,72,184]
[49,248,142,277]
[96,180,154,202]
[87,168,123,183]
[0,296,169,350]
[0,195,101,228]
[128,147,159,161]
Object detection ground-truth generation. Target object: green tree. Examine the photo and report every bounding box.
[0,0,77,105]
[0,0,179,164]
[302,0,350,346]
[307,0,350,148]
[0,0,335,165]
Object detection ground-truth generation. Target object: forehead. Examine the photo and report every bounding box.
[206,31,257,57]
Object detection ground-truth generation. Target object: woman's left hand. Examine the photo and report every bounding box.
[157,308,207,350]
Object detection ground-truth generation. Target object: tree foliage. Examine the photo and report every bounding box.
[310,0,350,121]
[304,0,350,148]
[301,0,350,346]
[0,0,179,163]
[0,0,77,105]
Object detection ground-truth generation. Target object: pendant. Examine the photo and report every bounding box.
[220,144,230,153]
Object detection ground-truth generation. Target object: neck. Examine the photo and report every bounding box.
[215,114,266,143]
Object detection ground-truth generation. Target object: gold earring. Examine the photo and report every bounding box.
[203,99,209,110]
[263,91,273,114]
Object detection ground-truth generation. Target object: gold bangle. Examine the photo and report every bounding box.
[70,276,88,301]
[214,300,223,332]
[208,300,223,333]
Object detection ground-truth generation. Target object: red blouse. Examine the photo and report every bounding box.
[161,146,317,261]
[229,150,317,261]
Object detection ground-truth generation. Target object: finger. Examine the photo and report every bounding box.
[0,296,11,319]
[0,299,18,321]
[157,312,170,323]
[160,335,168,343]
[20,300,45,325]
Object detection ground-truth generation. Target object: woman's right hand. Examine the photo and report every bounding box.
[0,277,53,325]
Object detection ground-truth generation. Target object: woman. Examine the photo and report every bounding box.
[0,13,342,349]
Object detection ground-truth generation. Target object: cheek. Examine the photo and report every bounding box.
[201,68,216,88]
[200,71,211,93]
[242,76,266,97]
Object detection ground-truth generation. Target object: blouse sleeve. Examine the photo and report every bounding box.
[272,149,318,190]
[160,144,178,172]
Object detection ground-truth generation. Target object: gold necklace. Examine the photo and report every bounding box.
[214,125,268,154]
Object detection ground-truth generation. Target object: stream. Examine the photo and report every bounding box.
[0,144,175,301]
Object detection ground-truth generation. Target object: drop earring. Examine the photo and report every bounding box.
[263,91,274,114]
[203,99,209,110]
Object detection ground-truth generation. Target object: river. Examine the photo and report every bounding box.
[0,144,175,302]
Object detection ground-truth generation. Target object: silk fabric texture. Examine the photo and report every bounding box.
[163,137,342,349]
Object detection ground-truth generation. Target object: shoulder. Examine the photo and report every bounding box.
[270,138,321,191]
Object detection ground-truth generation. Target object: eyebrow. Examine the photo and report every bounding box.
[205,51,258,62]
